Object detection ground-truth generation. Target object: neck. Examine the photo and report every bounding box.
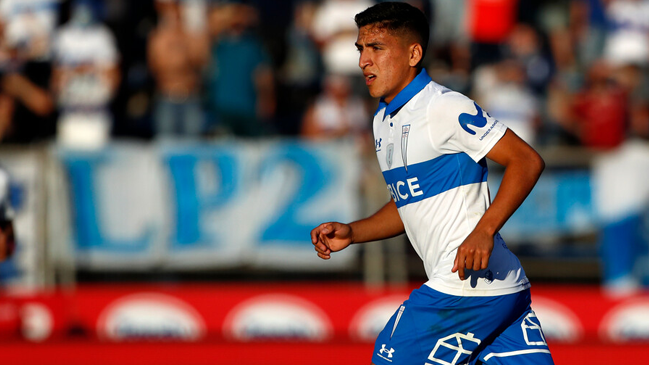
[384,67,421,104]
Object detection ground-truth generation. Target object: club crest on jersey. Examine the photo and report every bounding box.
[386,143,394,169]
[401,124,410,172]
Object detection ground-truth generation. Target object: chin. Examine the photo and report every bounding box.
[368,89,383,99]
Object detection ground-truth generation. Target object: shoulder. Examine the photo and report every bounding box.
[420,86,507,159]
[427,90,480,123]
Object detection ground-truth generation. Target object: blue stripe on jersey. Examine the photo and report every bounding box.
[382,153,488,208]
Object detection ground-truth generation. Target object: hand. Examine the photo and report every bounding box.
[310,222,353,260]
[452,229,494,280]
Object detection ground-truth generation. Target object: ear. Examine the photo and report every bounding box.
[408,43,423,67]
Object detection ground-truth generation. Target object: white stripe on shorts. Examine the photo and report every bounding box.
[483,349,551,361]
[390,305,405,339]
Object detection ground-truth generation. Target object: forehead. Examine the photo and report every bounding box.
[357,24,402,44]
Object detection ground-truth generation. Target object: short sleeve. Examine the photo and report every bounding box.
[428,92,507,162]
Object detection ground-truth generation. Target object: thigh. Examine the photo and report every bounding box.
[372,286,541,365]
[476,307,554,365]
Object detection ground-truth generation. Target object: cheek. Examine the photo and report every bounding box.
[380,61,400,83]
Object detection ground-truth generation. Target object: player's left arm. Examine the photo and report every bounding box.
[452,129,544,280]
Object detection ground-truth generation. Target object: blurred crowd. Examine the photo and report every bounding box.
[0,0,647,151]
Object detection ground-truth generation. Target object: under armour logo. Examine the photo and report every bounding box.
[380,344,395,358]
[375,138,383,150]
[458,102,488,135]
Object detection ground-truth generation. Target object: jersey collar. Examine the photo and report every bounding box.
[377,68,432,120]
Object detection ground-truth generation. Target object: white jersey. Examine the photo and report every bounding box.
[373,70,530,297]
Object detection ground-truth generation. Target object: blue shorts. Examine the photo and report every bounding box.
[372,286,554,365]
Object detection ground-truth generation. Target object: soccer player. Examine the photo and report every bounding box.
[310,3,554,365]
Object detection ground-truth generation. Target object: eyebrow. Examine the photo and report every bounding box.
[355,42,384,49]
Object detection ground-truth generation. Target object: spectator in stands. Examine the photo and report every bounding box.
[600,0,649,143]
[277,1,323,135]
[51,0,120,149]
[0,73,54,141]
[301,73,370,140]
[543,2,601,145]
[311,0,373,95]
[569,60,629,149]
[0,0,58,143]
[502,24,554,96]
[148,0,209,138]
[602,0,649,68]
[206,2,275,137]
[610,62,649,140]
[281,1,321,91]
[473,59,540,146]
[566,0,608,69]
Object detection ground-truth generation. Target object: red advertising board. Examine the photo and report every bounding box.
[0,283,648,364]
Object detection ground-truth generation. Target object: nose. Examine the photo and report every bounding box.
[359,50,371,69]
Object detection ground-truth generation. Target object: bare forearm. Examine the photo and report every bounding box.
[453,130,544,280]
[477,152,544,236]
[349,200,405,243]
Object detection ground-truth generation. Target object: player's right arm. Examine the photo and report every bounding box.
[311,200,404,260]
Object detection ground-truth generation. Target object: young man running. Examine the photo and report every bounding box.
[310,3,554,364]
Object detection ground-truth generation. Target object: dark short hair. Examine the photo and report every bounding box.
[355,2,430,65]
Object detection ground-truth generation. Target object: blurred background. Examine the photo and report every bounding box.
[0,0,648,364]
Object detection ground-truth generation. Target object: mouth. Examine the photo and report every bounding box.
[365,74,376,85]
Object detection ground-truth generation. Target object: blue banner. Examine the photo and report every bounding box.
[58,140,361,270]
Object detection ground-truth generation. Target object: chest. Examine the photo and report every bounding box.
[373,110,438,172]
